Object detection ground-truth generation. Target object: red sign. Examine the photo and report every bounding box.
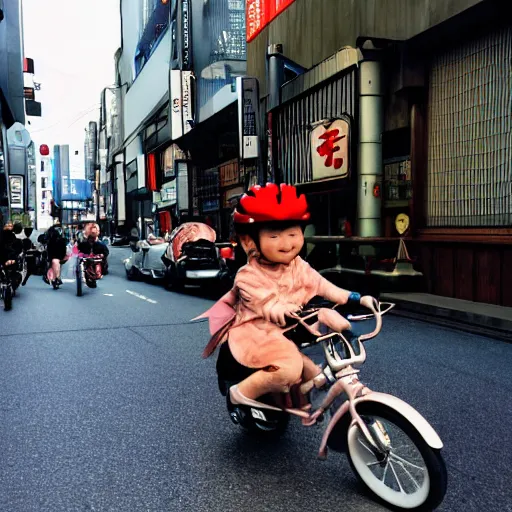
[310,119,350,181]
[39,144,50,156]
[246,0,297,42]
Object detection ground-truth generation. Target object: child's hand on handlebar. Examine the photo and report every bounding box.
[270,302,302,327]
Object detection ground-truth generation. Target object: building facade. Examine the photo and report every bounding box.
[105,0,249,240]
[0,0,26,225]
[246,0,512,306]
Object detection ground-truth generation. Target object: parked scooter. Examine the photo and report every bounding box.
[215,300,447,511]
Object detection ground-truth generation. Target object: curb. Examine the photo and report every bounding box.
[381,295,512,343]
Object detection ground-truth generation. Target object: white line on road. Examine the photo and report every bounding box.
[126,290,158,304]
[103,293,114,297]
[62,279,75,283]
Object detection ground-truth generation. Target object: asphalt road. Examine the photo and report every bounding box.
[1,247,511,512]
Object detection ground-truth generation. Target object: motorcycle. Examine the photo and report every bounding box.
[0,263,17,311]
[215,300,447,511]
[75,253,105,296]
[0,249,26,310]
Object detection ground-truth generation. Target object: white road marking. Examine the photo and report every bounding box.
[126,290,158,304]
[103,293,114,297]
[62,279,75,283]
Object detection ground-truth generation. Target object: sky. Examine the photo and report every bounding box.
[22,0,121,176]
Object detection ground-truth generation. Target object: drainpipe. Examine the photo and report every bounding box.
[267,44,284,112]
[356,55,383,237]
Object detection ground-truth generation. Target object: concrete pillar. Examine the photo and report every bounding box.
[357,59,383,237]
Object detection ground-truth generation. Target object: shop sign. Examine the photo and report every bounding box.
[223,186,244,208]
[219,160,240,188]
[246,0,296,42]
[170,70,193,140]
[170,70,183,140]
[176,161,189,211]
[310,118,350,181]
[181,0,191,70]
[182,71,193,136]
[9,176,24,209]
[237,77,260,160]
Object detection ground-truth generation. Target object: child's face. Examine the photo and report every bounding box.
[258,225,304,264]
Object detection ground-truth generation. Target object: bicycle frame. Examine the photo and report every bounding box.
[288,302,443,458]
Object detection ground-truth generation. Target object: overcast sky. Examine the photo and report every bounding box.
[22,0,121,174]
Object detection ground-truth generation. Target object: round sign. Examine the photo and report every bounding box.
[395,213,410,235]
[40,144,50,156]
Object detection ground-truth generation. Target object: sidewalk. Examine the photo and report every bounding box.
[380,292,512,342]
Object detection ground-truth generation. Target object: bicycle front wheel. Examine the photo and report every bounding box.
[346,403,447,511]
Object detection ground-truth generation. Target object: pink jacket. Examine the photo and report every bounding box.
[200,256,347,369]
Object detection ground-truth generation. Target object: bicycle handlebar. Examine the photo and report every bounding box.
[286,299,395,342]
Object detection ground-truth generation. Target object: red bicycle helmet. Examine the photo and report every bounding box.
[233,183,310,224]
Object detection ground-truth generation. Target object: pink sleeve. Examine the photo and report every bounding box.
[298,258,350,305]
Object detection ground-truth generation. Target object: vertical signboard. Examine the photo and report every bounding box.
[170,69,183,140]
[181,0,191,70]
[237,77,260,160]
[170,70,194,140]
[182,71,193,136]
[176,161,189,212]
[171,0,192,71]
[9,176,24,209]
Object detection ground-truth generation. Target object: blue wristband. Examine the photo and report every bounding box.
[348,292,361,304]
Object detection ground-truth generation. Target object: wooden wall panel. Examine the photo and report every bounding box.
[454,248,474,301]
[474,250,501,305]
[416,244,434,294]
[501,248,512,307]
[433,247,454,297]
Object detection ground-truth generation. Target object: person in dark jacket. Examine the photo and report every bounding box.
[38,225,68,286]
[0,222,22,267]
[82,223,109,274]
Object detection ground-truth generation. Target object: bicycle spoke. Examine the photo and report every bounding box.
[381,460,390,483]
[391,459,422,490]
[358,437,376,456]
[389,452,425,472]
[389,461,406,494]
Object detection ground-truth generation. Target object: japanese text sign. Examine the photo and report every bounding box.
[310,119,350,181]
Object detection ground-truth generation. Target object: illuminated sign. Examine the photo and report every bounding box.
[246,0,296,42]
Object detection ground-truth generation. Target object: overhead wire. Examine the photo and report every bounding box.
[29,104,101,134]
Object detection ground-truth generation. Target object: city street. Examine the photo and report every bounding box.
[1,248,511,512]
